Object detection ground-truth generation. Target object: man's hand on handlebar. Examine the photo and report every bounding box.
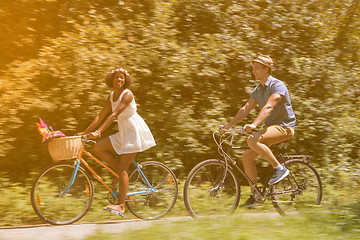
[243,124,257,133]
[219,123,257,135]
[219,124,231,133]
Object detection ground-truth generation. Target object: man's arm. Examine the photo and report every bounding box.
[244,93,283,132]
[224,98,257,129]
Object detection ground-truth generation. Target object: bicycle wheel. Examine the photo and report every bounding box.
[271,159,322,215]
[183,159,240,218]
[30,161,94,225]
[125,161,178,220]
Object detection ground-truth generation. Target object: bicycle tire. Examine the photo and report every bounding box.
[271,159,322,216]
[125,161,178,220]
[30,161,94,225]
[183,159,241,218]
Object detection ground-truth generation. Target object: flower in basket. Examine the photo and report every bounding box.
[36,118,51,135]
[36,118,66,143]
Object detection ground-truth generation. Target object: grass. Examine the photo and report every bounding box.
[0,174,185,227]
[85,210,360,240]
[1,174,360,240]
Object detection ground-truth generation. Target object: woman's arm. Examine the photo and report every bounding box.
[94,91,133,135]
[80,95,112,134]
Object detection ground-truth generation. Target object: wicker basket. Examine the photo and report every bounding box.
[48,136,82,161]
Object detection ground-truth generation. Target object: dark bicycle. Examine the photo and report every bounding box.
[183,127,322,217]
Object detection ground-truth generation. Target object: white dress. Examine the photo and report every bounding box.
[109,89,156,155]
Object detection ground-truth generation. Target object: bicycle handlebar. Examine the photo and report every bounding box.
[218,125,250,135]
[213,126,249,165]
[78,134,97,144]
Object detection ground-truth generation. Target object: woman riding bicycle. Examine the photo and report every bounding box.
[78,67,156,217]
[222,54,296,208]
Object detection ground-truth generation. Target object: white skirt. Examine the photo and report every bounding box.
[109,113,156,155]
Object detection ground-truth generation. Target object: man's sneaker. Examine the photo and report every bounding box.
[239,195,256,209]
[268,165,289,185]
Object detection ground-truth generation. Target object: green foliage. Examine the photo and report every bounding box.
[0,174,43,226]
[0,0,359,190]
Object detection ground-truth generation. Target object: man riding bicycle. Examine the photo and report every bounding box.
[222,54,296,208]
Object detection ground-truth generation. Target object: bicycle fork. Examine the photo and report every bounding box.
[61,160,81,196]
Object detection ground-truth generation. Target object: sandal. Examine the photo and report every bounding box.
[103,207,125,218]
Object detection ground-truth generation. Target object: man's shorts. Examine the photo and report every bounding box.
[257,125,294,146]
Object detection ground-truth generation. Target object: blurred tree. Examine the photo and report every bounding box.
[0,0,359,186]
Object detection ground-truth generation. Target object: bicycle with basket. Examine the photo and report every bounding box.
[30,134,178,225]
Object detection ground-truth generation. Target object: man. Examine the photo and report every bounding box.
[222,54,296,207]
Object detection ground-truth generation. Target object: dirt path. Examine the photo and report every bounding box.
[0,213,281,240]
[0,217,193,240]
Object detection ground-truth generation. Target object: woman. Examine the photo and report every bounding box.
[78,67,156,217]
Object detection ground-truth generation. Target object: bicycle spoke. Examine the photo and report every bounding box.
[31,162,94,225]
[271,159,322,215]
[126,161,178,220]
[183,159,240,218]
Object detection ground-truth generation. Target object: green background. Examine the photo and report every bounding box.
[0,0,359,193]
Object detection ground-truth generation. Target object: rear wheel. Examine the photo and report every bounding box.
[30,161,94,225]
[183,159,240,218]
[125,161,178,220]
[271,159,322,215]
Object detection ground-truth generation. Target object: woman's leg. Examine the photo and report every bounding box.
[93,137,119,173]
[93,138,136,214]
[102,153,136,213]
[116,153,137,212]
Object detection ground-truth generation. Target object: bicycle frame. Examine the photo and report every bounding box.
[214,128,312,202]
[214,129,267,200]
[62,138,156,201]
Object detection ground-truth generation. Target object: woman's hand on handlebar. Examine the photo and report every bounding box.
[88,131,100,140]
[76,131,100,140]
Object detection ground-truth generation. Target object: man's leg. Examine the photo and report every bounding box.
[239,149,259,208]
[246,126,294,167]
[247,126,294,185]
[241,149,259,194]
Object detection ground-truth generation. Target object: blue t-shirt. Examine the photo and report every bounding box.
[250,76,296,129]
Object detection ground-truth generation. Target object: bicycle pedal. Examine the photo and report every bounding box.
[110,210,124,217]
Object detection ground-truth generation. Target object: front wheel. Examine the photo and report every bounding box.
[271,159,323,215]
[183,159,241,218]
[30,161,94,225]
[126,161,178,220]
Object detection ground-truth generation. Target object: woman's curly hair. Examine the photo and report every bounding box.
[104,67,133,88]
